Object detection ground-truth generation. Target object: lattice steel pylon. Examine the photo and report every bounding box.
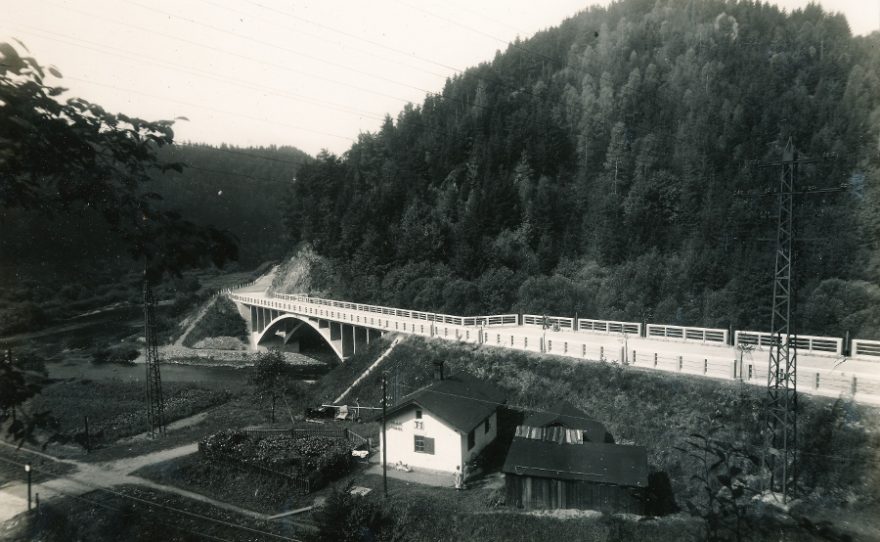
[763,138,799,501]
[143,276,166,437]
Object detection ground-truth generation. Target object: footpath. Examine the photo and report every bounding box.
[0,439,273,523]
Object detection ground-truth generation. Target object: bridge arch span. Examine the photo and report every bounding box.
[255,313,345,361]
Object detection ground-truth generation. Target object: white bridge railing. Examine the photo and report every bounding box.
[229,290,877,363]
[734,331,843,356]
[647,324,728,344]
[522,314,574,330]
[244,293,517,327]
[577,319,641,335]
[853,339,880,361]
[226,290,880,404]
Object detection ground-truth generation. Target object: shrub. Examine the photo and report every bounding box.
[183,296,247,347]
[309,483,393,542]
[91,345,139,365]
[200,430,352,486]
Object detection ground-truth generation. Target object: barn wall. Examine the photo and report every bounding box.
[505,475,644,515]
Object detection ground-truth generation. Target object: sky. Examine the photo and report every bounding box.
[2,0,879,156]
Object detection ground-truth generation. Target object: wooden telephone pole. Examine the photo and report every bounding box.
[143,275,166,437]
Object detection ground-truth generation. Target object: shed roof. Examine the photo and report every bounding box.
[380,373,506,433]
[502,438,649,487]
[522,401,612,443]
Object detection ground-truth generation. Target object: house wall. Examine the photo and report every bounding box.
[460,411,498,467]
[380,406,463,472]
[505,474,644,515]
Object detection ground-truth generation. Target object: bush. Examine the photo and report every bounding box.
[0,301,47,335]
[183,296,247,347]
[92,345,140,365]
[200,430,352,486]
[310,483,393,542]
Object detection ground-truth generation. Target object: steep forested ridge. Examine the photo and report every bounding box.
[1,141,307,334]
[284,0,880,338]
[0,143,308,283]
[153,143,309,266]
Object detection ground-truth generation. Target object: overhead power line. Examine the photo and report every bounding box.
[8,23,386,122]
[443,0,531,36]
[64,75,357,142]
[392,0,556,65]
[30,0,573,148]
[197,0,451,80]
[243,0,465,74]
[121,0,441,97]
[46,1,415,105]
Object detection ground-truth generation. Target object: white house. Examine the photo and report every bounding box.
[378,369,506,474]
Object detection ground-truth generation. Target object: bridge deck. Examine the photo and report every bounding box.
[229,291,880,406]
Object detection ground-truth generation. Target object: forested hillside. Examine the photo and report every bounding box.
[0,143,306,332]
[1,143,306,280]
[153,143,309,266]
[283,0,880,338]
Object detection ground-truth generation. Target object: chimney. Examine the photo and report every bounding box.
[432,360,445,381]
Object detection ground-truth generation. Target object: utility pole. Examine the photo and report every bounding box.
[143,275,166,438]
[741,139,845,502]
[761,138,834,501]
[84,416,91,453]
[762,138,799,501]
[382,372,388,498]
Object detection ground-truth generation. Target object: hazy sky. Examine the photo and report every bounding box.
[2,1,879,156]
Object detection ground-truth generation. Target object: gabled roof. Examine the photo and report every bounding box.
[522,401,612,443]
[502,438,648,487]
[381,373,506,433]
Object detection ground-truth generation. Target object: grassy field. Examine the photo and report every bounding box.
[0,448,76,485]
[132,452,308,514]
[28,379,231,448]
[0,484,301,542]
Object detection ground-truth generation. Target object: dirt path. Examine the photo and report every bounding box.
[174,296,219,347]
[116,411,215,445]
[0,440,275,523]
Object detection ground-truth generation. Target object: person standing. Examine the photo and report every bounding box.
[453,466,462,490]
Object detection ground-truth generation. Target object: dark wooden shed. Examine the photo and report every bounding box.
[502,438,648,514]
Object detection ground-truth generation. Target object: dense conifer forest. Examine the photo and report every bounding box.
[0,143,307,281]
[283,0,880,338]
[0,143,305,333]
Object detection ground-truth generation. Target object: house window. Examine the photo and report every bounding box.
[415,409,422,419]
[467,429,475,450]
[484,417,491,434]
[414,435,435,454]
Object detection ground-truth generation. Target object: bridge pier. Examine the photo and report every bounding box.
[342,324,355,357]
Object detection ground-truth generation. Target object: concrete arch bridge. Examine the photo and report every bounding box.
[236,302,384,360]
